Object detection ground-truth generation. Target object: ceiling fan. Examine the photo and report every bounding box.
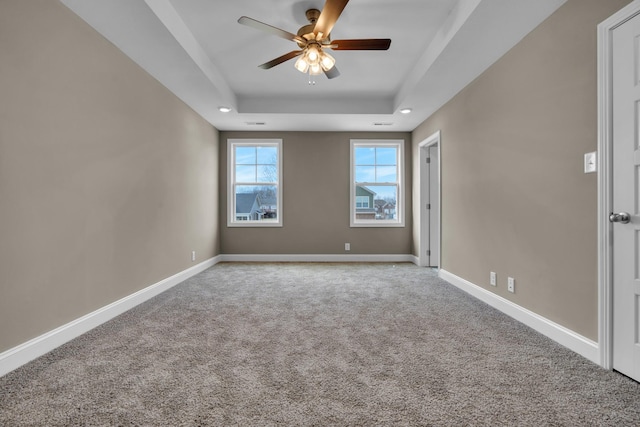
[238,0,391,79]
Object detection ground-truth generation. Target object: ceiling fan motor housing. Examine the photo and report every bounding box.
[297,9,323,44]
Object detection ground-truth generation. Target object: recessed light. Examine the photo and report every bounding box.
[218,106,232,113]
[400,108,412,114]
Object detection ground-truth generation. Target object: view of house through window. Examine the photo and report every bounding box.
[228,139,282,227]
[351,140,403,227]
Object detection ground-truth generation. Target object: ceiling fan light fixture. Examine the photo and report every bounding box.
[295,44,335,75]
[309,62,323,75]
[294,56,310,73]
[306,44,320,63]
[320,51,335,71]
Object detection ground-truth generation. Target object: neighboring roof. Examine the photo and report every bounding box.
[356,186,376,196]
[235,193,258,214]
[375,199,395,208]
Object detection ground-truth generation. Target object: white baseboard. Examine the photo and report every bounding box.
[439,269,600,365]
[0,256,222,378]
[220,254,417,263]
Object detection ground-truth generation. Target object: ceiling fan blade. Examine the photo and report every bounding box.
[314,0,349,39]
[331,39,391,50]
[238,16,306,44]
[324,66,341,79]
[259,50,303,69]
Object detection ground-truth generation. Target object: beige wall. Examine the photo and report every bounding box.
[3,0,623,355]
[412,0,631,340]
[0,1,219,353]
[220,132,412,255]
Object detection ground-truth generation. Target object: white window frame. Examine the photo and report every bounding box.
[350,139,404,227]
[228,139,283,227]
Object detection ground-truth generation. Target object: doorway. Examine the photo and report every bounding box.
[419,131,441,268]
[598,0,640,377]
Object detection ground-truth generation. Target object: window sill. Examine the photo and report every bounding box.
[350,222,405,228]
[227,221,282,228]
[227,221,283,228]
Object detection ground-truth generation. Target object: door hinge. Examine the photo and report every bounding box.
[427,250,431,256]
[426,157,431,164]
[426,203,431,210]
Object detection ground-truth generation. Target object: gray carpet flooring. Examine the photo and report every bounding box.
[1,262,640,426]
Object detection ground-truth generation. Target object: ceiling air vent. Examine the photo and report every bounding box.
[245,122,266,126]
[373,122,393,126]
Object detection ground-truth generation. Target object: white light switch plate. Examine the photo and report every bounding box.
[584,152,596,174]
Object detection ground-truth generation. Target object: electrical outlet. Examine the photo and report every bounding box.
[490,272,497,286]
[191,251,196,262]
[345,243,350,251]
[507,277,515,293]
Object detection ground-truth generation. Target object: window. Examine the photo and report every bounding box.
[350,140,404,227]
[356,196,370,208]
[228,139,282,227]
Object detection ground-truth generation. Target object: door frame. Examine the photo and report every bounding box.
[419,131,441,268]
[597,0,640,370]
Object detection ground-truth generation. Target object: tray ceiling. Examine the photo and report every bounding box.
[61,0,567,131]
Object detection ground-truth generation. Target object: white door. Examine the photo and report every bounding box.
[428,145,440,268]
[419,131,440,268]
[420,145,431,267]
[612,12,640,381]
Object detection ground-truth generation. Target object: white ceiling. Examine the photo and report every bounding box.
[60,0,567,132]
